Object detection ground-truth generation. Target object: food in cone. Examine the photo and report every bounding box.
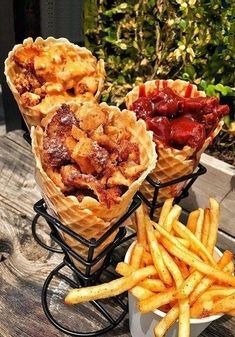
[31,101,156,263]
[125,79,229,204]
[5,37,105,128]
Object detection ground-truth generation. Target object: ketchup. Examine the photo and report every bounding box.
[130,85,229,151]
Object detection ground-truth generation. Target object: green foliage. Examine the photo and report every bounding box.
[84,0,235,106]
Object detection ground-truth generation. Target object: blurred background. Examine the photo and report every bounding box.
[0,1,234,163]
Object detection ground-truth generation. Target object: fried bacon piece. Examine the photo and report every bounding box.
[43,137,70,168]
[118,140,140,163]
[21,92,41,107]
[119,161,145,179]
[14,69,44,95]
[46,104,77,139]
[13,44,41,70]
[60,164,108,204]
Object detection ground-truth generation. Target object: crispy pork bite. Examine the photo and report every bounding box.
[42,103,143,207]
[75,103,108,132]
[13,44,41,70]
[46,104,77,139]
[60,164,107,203]
[43,137,70,168]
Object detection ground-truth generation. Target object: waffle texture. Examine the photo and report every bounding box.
[5,37,105,128]
[125,79,223,203]
[31,102,156,264]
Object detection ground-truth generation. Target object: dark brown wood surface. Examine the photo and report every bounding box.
[0,130,234,337]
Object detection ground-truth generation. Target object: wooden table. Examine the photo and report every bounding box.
[0,130,234,337]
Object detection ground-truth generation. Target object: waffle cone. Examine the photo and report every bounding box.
[5,37,105,129]
[126,79,223,204]
[31,102,156,267]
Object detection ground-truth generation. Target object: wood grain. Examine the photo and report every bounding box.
[180,153,235,237]
[0,130,234,337]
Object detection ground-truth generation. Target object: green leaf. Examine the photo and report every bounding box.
[223,115,231,128]
[180,19,187,30]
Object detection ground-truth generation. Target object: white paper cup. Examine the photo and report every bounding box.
[124,241,223,337]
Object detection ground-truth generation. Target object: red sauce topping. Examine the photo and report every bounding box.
[184,83,193,98]
[130,85,229,151]
[139,84,146,97]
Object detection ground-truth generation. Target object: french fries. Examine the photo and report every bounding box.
[162,204,182,231]
[139,288,176,313]
[130,242,144,269]
[65,198,235,337]
[207,198,220,254]
[146,221,173,286]
[201,208,210,246]
[65,265,157,304]
[158,198,173,226]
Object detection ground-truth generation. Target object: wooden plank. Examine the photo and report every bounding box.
[180,153,235,236]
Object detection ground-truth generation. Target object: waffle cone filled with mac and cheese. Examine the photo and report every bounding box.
[32,101,156,265]
[125,79,226,204]
[5,37,105,128]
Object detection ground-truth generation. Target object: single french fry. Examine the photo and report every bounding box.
[162,204,182,232]
[146,221,173,286]
[154,306,179,337]
[142,250,154,266]
[140,278,166,292]
[139,288,176,313]
[159,245,190,337]
[161,237,235,286]
[225,260,234,275]
[130,286,155,300]
[158,198,174,226]
[115,262,135,276]
[194,208,204,241]
[130,242,145,269]
[160,246,183,287]
[201,208,210,246]
[175,237,190,249]
[207,198,220,254]
[173,220,217,267]
[135,204,147,245]
[190,250,234,304]
[178,298,190,337]
[212,293,235,315]
[180,263,190,279]
[176,271,203,300]
[65,265,157,304]
[186,209,199,234]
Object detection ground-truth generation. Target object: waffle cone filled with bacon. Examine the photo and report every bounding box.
[32,101,156,264]
[5,37,105,128]
[125,79,229,204]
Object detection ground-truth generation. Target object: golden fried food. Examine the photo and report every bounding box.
[5,37,105,127]
[42,102,145,207]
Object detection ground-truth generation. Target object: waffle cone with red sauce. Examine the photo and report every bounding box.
[125,79,227,206]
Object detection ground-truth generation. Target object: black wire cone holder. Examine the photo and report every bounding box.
[32,196,141,336]
[138,163,207,219]
[23,131,31,145]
